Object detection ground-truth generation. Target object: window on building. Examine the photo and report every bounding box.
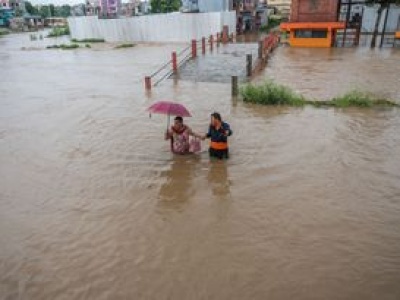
[294,30,328,38]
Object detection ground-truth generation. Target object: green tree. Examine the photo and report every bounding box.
[150,0,181,13]
[24,1,39,15]
[59,5,71,18]
[49,4,55,17]
[39,5,50,18]
[367,0,400,47]
[14,7,24,17]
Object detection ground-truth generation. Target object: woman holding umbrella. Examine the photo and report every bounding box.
[147,101,202,155]
[165,116,203,155]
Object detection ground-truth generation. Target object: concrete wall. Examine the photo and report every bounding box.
[362,5,400,33]
[68,12,236,42]
[290,0,339,22]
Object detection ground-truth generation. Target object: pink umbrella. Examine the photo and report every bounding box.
[147,101,192,129]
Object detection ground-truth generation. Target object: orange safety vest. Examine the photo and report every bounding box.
[210,141,228,150]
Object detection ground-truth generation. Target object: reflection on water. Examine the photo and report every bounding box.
[158,156,200,208]
[1,32,400,299]
[207,160,231,200]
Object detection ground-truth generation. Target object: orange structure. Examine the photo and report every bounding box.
[281,22,345,47]
[280,0,345,48]
[396,32,400,39]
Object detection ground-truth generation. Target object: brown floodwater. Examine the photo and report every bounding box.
[1,32,400,300]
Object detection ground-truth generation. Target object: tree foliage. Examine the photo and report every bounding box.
[24,1,71,18]
[150,0,182,13]
[24,1,38,15]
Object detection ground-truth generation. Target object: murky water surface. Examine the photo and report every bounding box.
[1,32,400,300]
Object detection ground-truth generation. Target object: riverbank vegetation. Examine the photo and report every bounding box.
[47,26,70,37]
[0,29,10,36]
[241,81,399,107]
[46,43,79,50]
[260,16,283,33]
[114,43,135,49]
[71,38,105,43]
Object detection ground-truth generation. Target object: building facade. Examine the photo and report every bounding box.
[267,0,291,16]
[181,0,232,13]
[281,0,344,47]
[1,0,23,10]
[99,0,121,17]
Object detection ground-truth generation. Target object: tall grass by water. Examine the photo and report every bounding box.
[0,29,9,36]
[47,26,70,38]
[241,81,399,108]
[46,44,79,50]
[114,43,135,49]
[240,81,305,106]
[71,38,105,43]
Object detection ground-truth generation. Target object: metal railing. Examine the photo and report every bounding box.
[144,29,234,90]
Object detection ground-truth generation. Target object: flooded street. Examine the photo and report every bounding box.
[1,33,400,299]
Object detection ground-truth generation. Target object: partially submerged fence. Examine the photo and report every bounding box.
[145,26,232,90]
[231,32,280,96]
[145,30,280,93]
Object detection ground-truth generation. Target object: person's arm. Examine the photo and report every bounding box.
[188,128,204,139]
[223,123,232,136]
[165,128,173,140]
[202,125,212,140]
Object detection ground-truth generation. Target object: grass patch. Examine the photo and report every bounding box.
[241,81,399,108]
[71,38,105,43]
[47,26,70,38]
[46,44,79,50]
[0,29,10,36]
[85,44,91,48]
[330,91,399,107]
[114,43,135,49]
[240,81,305,106]
[330,91,374,107]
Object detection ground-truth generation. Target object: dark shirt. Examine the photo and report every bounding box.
[206,122,232,143]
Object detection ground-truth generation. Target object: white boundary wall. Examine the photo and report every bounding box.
[68,12,236,42]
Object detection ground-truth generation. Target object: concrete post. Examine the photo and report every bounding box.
[246,54,252,77]
[231,76,238,96]
[210,35,214,51]
[217,33,220,47]
[258,40,263,60]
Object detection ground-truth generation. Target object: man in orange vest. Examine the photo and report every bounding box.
[202,112,232,159]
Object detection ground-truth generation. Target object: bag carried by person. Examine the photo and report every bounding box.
[189,137,201,153]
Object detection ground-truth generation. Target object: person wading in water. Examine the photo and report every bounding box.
[165,116,203,155]
[201,112,232,159]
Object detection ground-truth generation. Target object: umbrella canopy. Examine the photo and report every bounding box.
[147,101,192,117]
